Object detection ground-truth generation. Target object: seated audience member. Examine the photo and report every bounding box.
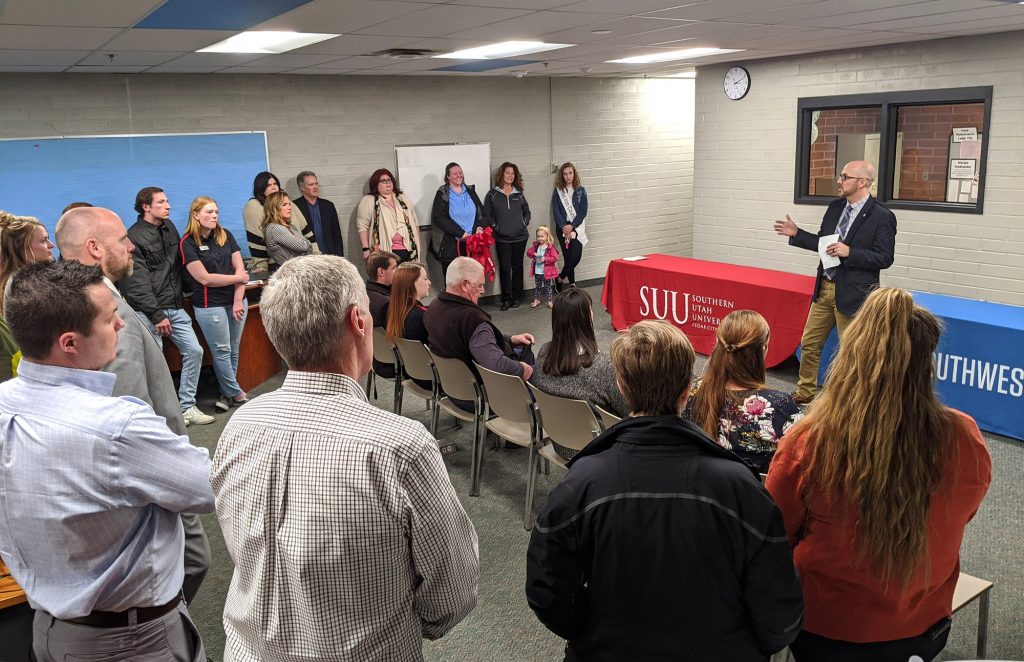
[767,288,991,662]
[423,256,535,387]
[262,191,313,268]
[243,171,314,273]
[181,196,250,412]
[526,320,803,661]
[0,261,215,662]
[56,205,213,606]
[293,170,344,257]
[366,250,399,379]
[0,211,54,312]
[385,261,432,390]
[532,288,628,459]
[212,255,479,660]
[683,309,801,473]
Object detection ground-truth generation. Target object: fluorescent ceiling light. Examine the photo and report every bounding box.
[608,47,743,64]
[198,31,339,54]
[434,40,573,60]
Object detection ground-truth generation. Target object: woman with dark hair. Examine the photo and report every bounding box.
[262,191,312,268]
[356,168,421,264]
[683,309,801,473]
[385,261,432,390]
[767,287,991,662]
[242,171,312,272]
[532,288,628,459]
[550,161,588,289]
[430,162,484,278]
[482,162,531,311]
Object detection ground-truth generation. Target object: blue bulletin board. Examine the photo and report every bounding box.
[0,131,269,256]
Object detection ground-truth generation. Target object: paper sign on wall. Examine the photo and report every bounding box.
[949,159,976,180]
[952,127,978,143]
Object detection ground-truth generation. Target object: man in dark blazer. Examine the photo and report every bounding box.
[774,160,897,404]
[293,170,344,256]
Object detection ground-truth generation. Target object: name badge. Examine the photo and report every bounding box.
[199,245,210,252]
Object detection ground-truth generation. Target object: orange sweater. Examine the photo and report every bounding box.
[766,409,991,642]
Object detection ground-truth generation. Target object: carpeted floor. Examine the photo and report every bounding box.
[183,284,1024,662]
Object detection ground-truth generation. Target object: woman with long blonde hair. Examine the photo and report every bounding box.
[684,310,800,472]
[262,191,312,269]
[766,287,991,662]
[0,211,54,317]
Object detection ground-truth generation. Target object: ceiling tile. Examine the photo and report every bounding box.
[444,10,605,42]
[76,51,186,66]
[0,0,164,27]
[251,0,427,33]
[0,49,90,65]
[643,0,817,21]
[242,52,346,67]
[309,55,391,70]
[556,0,710,16]
[792,0,1019,29]
[351,4,532,38]
[162,52,265,66]
[144,64,225,73]
[541,15,700,46]
[214,65,296,74]
[136,0,310,30]
[0,25,121,50]
[449,0,577,8]
[98,28,236,52]
[288,34,412,55]
[896,14,1024,35]
[0,64,69,72]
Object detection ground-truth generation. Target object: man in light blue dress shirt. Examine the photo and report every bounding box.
[0,261,216,661]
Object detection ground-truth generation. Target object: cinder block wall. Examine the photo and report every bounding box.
[692,31,1024,306]
[0,73,695,294]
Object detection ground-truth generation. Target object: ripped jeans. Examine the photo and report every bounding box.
[193,301,247,398]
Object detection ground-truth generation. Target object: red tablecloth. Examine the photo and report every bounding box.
[601,254,816,367]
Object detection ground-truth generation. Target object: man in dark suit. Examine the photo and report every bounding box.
[774,160,897,404]
[293,170,344,256]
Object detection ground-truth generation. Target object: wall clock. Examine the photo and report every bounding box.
[724,66,750,100]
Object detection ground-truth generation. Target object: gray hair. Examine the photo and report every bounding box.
[262,255,368,369]
[445,256,483,290]
[297,170,317,187]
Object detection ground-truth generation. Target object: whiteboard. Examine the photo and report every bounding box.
[0,131,268,257]
[395,142,491,228]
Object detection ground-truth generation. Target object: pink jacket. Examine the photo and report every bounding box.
[527,241,560,280]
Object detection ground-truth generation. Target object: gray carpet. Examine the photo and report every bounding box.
[183,284,1024,661]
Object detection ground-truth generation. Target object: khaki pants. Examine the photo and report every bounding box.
[795,280,853,399]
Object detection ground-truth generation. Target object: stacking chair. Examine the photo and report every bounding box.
[529,385,603,471]
[475,364,542,530]
[365,327,403,413]
[392,337,439,423]
[429,350,487,475]
[593,404,622,430]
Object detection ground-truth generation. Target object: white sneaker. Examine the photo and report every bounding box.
[215,396,231,412]
[182,405,215,426]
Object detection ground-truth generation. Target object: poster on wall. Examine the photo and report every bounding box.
[946,132,982,204]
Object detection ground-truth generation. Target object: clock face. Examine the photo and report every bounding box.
[724,66,750,100]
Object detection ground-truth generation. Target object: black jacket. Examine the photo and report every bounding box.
[430,184,484,262]
[482,186,531,243]
[526,415,803,662]
[293,196,344,257]
[120,217,184,324]
[790,196,896,316]
[366,280,394,378]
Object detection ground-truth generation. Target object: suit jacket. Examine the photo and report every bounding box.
[790,196,896,316]
[293,196,344,257]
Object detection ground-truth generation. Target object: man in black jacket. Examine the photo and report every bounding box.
[526,320,803,661]
[774,160,896,404]
[293,170,344,256]
[121,187,213,425]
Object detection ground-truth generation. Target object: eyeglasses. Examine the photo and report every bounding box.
[378,178,393,184]
[839,174,866,182]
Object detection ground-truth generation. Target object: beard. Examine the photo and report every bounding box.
[104,254,133,282]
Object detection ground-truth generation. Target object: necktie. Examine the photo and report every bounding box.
[824,204,854,280]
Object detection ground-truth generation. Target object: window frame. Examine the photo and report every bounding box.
[794,86,993,214]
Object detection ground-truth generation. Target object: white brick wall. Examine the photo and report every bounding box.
[693,31,1024,306]
[0,73,694,295]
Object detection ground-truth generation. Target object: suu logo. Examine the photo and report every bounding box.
[638,286,691,325]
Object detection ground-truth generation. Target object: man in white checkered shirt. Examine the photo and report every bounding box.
[211,255,479,661]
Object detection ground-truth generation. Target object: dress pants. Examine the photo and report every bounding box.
[33,602,206,662]
[181,513,211,605]
[559,237,584,285]
[795,279,853,399]
[495,239,527,305]
[790,618,951,662]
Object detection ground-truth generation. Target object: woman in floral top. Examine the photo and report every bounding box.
[683,310,801,473]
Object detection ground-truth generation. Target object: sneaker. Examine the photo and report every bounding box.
[231,393,249,407]
[791,391,815,406]
[182,406,215,426]
[215,396,231,412]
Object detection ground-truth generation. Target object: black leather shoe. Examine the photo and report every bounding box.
[500,301,510,311]
[511,299,521,309]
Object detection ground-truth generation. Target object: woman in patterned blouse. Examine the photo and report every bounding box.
[683,310,801,473]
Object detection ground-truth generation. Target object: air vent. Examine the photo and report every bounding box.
[367,48,437,60]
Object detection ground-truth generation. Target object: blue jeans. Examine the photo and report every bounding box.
[193,303,246,398]
[137,308,203,411]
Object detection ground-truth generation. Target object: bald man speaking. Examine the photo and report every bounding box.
[773,160,897,404]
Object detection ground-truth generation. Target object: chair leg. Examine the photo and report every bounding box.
[470,413,483,497]
[429,400,439,438]
[524,441,539,530]
[393,381,404,415]
[978,589,990,658]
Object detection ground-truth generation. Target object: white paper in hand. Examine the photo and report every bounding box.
[819,233,841,269]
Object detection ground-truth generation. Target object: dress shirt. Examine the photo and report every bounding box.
[212,371,479,662]
[0,360,215,619]
[307,199,324,249]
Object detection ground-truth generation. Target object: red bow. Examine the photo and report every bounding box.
[463,227,497,282]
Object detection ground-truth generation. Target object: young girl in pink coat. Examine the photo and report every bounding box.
[527,225,560,308]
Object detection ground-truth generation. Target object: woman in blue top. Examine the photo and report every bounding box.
[430,162,484,279]
[550,161,589,289]
[180,196,250,413]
